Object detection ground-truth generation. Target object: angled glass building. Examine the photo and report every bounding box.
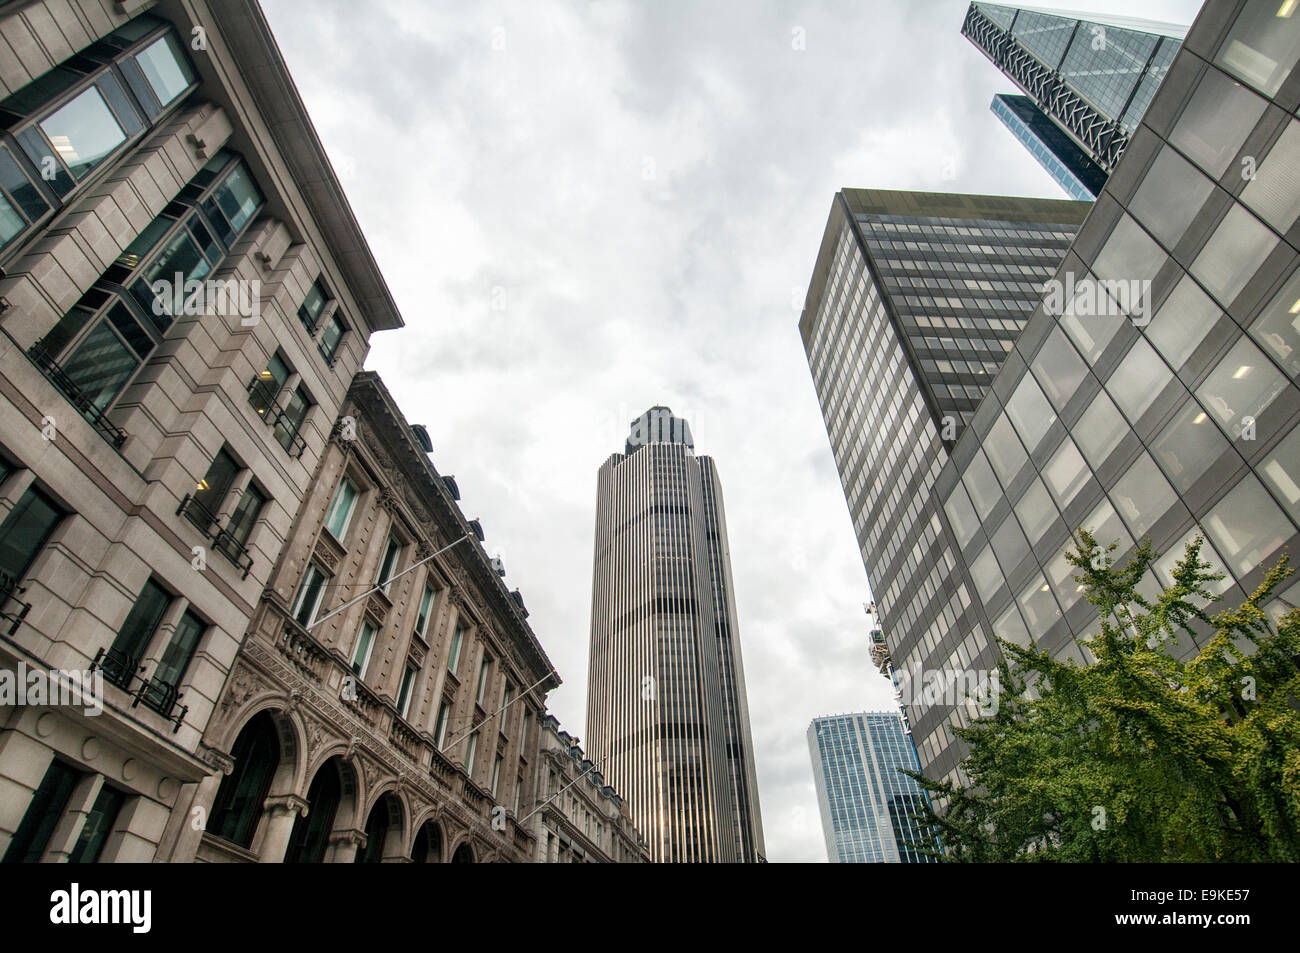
[992,93,1108,200]
[585,407,765,862]
[799,190,1088,785]
[965,3,1186,186]
[808,712,936,863]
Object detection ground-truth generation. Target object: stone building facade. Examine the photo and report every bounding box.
[0,0,597,864]
[530,715,648,863]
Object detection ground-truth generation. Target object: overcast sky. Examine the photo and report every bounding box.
[260,0,1204,862]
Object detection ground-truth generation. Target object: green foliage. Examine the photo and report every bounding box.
[906,531,1300,862]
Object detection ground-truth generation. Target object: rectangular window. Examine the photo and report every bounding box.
[272,385,312,453]
[376,536,401,593]
[38,84,130,181]
[223,485,266,551]
[396,662,417,720]
[434,700,451,749]
[188,449,239,531]
[499,684,511,733]
[131,33,195,110]
[147,609,205,701]
[448,624,464,672]
[476,656,490,704]
[108,578,170,673]
[465,731,479,776]
[249,353,289,417]
[317,312,347,364]
[0,486,61,586]
[324,477,357,539]
[68,784,127,863]
[491,755,502,797]
[414,584,436,639]
[351,621,377,679]
[1,759,82,863]
[297,278,329,334]
[293,564,330,628]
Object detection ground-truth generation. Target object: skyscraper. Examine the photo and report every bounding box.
[807,0,1300,787]
[964,2,1186,189]
[586,407,765,862]
[808,712,936,863]
[799,189,1089,788]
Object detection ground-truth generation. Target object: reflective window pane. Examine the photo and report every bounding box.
[1043,437,1090,508]
[1247,266,1300,379]
[1082,497,1133,557]
[1075,389,1128,469]
[943,484,980,549]
[1195,337,1287,440]
[1170,69,1268,178]
[1155,527,1233,597]
[1258,425,1300,525]
[1215,1,1300,96]
[993,603,1032,648]
[1108,336,1172,423]
[985,414,1028,486]
[1145,274,1221,371]
[38,85,126,180]
[1110,452,1178,538]
[1004,373,1056,453]
[1031,328,1089,411]
[1093,213,1166,287]
[1190,204,1279,308]
[1150,400,1232,493]
[135,34,194,107]
[1046,545,1086,611]
[1239,118,1300,234]
[1129,145,1215,250]
[971,544,1004,603]
[1017,573,1062,634]
[1014,476,1058,545]
[963,450,1003,520]
[991,512,1030,572]
[1203,474,1291,575]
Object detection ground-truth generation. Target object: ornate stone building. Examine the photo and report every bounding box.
[531,715,648,863]
[0,0,402,862]
[182,372,559,863]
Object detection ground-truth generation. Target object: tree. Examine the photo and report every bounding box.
[906,531,1300,862]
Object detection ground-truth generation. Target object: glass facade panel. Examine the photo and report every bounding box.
[1258,426,1300,526]
[1031,327,1088,411]
[1016,573,1061,634]
[1195,337,1287,440]
[1043,437,1089,508]
[38,85,127,180]
[962,450,1002,519]
[1110,452,1177,538]
[1129,144,1215,249]
[1190,204,1279,307]
[1108,336,1172,422]
[1214,1,1300,96]
[1203,475,1291,576]
[1239,118,1300,233]
[1150,400,1232,492]
[985,413,1028,485]
[1075,389,1128,468]
[1145,274,1222,371]
[1169,69,1267,178]
[1093,213,1166,288]
[1249,266,1300,379]
[970,544,1003,602]
[1014,476,1058,544]
[943,484,980,548]
[1004,372,1056,452]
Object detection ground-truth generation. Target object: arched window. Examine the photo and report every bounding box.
[209,712,278,849]
[284,759,341,863]
[451,842,474,864]
[356,799,390,863]
[411,821,443,863]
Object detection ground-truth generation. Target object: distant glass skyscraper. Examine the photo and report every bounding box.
[964,2,1186,183]
[799,189,1089,787]
[808,712,936,863]
[991,93,1107,200]
[586,407,765,862]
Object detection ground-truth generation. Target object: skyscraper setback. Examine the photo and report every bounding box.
[585,407,765,862]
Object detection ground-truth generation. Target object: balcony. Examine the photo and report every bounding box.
[0,569,31,636]
[89,646,188,732]
[246,376,307,459]
[26,340,128,448]
[176,493,254,579]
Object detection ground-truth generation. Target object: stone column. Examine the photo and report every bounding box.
[325,827,366,863]
[257,794,308,862]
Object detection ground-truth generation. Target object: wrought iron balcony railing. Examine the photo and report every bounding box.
[0,568,31,636]
[27,340,129,448]
[246,376,307,459]
[89,646,188,731]
[176,493,254,579]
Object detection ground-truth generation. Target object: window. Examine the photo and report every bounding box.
[130,33,195,109]
[249,353,289,417]
[970,544,1003,603]
[209,713,278,849]
[1043,437,1090,509]
[1129,145,1215,250]
[1145,275,1221,371]
[106,578,170,682]
[68,784,127,863]
[991,512,1030,572]
[223,485,266,552]
[397,662,418,720]
[414,584,436,640]
[1238,118,1300,234]
[943,485,980,549]
[1045,546,1086,612]
[187,449,239,531]
[2,759,82,862]
[985,414,1028,486]
[0,147,51,252]
[272,385,312,453]
[324,477,357,539]
[1004,373,1056,453]
[434,701,451,749]
[1093,214,1167,289]
[993,604,1032,648]
[1031,328,1088,412]
[1075,390,1128,469]
[37,84,130,181]
[147,609,205,706]
[1170,69,1267,178]
[0,486,61,586]
[375,536,401,593]
[499,684,512,733]
[317,311,347,365]
[351,621,377,679]
[1110,452,1178,539]
[293,564,330,628]
[1259,426,1300,525]
[1014,477,1058,545]
[465,731,479,775]
[448,624,465,672]
[1107,337,1172,424]
[1203,475,1291,576]
[1214,0,1300,96]
[1150,401,1232,492]
[1190,205,1279,308]
[1249,266,1300,379]
[476,656,491,704]
[1196,337,1287,440]
[1081,498,1133,558]
[1017,574,1061,635]
[298,278,330,335]
[962,451,1002,520]
[491,755,503,797]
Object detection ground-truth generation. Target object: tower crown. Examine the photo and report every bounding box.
[624,406,694,455]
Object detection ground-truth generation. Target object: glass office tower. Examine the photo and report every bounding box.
[992,93,1108,200]
[585,407,765,862]
[808,712,936,863]
[799,190,1088,786]
[964,3,1186,180]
